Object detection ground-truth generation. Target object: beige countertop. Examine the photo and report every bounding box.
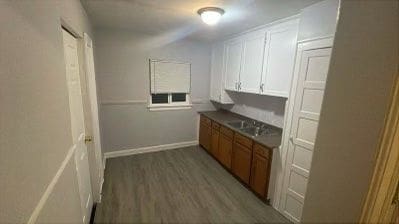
[199,110,283,149]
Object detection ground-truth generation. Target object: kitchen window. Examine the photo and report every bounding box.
[148,59,192,111]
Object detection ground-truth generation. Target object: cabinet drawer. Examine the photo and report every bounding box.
[220,126,234,139]
[234,133,253,149]
[200,115,211,127]
[253,143,271,159]
[212,122,220,130]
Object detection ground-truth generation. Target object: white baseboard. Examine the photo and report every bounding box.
[102,156,106,171]
[98,177,104,203]
[104,140,199,159]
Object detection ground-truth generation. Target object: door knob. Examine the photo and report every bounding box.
[85,136,93,144]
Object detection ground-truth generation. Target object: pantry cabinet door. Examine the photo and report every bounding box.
[224,38,243,92]
[239,31,266,94]
[261,21,298,97]
[280,42,332,223]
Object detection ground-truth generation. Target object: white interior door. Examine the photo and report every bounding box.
[240,31,266,94]
[62,29,93,223]
[280,40,332,222]
[83,33,104,203]
[224,39,243,91]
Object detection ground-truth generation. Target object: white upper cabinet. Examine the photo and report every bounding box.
[211,17,299,99]
[210,41,233,104]
[240,30,267,94]
[261,20,299,97]
[224,38,243,91]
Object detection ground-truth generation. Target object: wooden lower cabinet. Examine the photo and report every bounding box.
[211,126,220,158]
[199,116,211,151]
[250,143,272,199]
[218,133,233,169]
[198,114,273,200]
[232,134,253,185]
[250,152,270,198]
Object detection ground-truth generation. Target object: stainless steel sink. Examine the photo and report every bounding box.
[241,126,279,137]
[227,120,279,137]
[227,120,252,129]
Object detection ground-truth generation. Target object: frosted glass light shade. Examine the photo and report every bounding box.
[198,7,224,25]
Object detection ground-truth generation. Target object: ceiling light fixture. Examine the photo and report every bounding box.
[198,7,225,25]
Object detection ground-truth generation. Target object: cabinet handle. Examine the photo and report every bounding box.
[239,82,242,90]
[260,83,264,92]
[235,82,238,90]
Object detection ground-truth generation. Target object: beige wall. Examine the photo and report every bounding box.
[302,0,399,222]
[0,0,93,222]
[94,29,215,153]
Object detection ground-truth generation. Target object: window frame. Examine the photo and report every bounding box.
[148,93,192,111]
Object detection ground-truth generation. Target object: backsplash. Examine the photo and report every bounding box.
[214,92,287,128]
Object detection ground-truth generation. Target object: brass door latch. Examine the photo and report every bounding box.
[85,135,93,144]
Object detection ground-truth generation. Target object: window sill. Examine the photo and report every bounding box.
[148,104,193,111]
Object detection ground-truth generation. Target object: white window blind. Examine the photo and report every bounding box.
[150,59,191,94]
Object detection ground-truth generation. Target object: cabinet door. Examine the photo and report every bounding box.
[281,45,332,222]
[211,127,220,158]
[199,117,211,151]
[232,142,252,184]
[218,134,233,169]
[210,42,234,104]
[261,21,298,97]
[240,31,266,94]
[250,153,270,199]
[210,43,223,102]
[224,39,243,91]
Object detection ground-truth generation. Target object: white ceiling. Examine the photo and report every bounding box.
[82,0,321,42]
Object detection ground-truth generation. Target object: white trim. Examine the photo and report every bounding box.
[104,141,198,159]
[149,58,190,65]
[148,93,192,109]
[148,105,193,111]
[102,156,106,171]
[98,176,104,203]
[101,100,147,105]
[101,99,209,106]
[297,35,335,44]
[28,145,76,224]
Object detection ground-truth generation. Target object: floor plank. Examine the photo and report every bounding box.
[94,146,290,223]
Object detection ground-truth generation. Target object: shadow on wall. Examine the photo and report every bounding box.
[214,91,286,127]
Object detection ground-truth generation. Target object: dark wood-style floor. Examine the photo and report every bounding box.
[94,146,290,223]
